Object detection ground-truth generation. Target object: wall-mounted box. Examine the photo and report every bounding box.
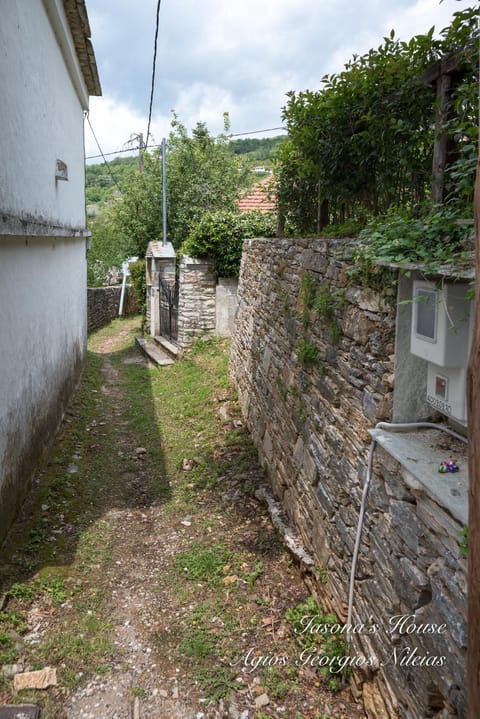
[410,281,472,367]
[426,363,467,425]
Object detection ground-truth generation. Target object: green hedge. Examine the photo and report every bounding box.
[181,210,277,277]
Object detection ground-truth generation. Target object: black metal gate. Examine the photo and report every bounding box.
[159,277,179,342]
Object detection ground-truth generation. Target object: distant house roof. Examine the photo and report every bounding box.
[63,0,102,96]
[237,177,276,214]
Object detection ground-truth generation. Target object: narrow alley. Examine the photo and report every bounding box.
[0,318,365,719]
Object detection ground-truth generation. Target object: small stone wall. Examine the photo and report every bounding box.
[87,285,138,333]
[229,237,467,718]
[177,256,216,348]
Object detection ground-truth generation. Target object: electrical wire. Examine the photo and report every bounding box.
[346,421,467,636]
[86,146,144,161]
[229,126,286,137]
[145,0,162,150]
[85,114,122,191]
[85,126,288,161]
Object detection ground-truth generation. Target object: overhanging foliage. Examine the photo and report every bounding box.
[276,7,479,235]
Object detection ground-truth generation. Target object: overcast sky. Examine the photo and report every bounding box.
[84,0,465,162]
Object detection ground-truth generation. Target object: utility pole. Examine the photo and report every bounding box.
[126,133,145,174]
[162,137,167,246]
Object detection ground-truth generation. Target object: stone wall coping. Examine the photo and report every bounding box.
[146,241,176,259]
[370,427,468,524]
[376,258,474,280]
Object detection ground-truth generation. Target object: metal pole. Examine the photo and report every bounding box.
[162,137,167,246]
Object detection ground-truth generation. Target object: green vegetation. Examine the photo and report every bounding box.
[351,204,474,284]
[182,209,276,277]
[0,317,361,715]
[285,596,348,691]
[174,543,232,585]
[86,114,254,286]
[129,259,147,327]
[85,155,137,205]
[230,135,286,159]
[276,7,478,269]
[295,271,345,368]
[460,525,469,558]
[296,340,320,366]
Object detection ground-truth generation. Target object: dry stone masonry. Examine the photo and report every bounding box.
[87,286,138,333]
[177,256,217,349]
[229,237,467,718]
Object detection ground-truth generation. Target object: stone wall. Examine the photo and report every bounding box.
[87,285,138,333]
[229,237,467,718]
[177,256,217,349]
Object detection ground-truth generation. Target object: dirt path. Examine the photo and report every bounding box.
[0,318,366,719]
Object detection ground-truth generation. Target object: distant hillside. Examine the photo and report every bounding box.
[85,155,138,205]
[85,136,286,207]
[230,135,286,160]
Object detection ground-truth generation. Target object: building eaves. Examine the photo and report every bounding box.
[63,0,101,96]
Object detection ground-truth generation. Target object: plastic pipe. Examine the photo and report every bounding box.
[346,421,467,632]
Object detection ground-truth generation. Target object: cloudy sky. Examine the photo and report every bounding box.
[84,0,465,162]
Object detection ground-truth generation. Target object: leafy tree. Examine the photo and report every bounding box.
[87,114,254,284]
[87,207,131,286]
[276,7,479,234]
[166,114,252,248]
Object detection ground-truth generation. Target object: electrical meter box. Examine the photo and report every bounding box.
[426,363,467,425]
[410,280,472,425]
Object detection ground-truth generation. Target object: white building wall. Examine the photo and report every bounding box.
[0,236,87,533]
[0,0,87,231]
[0,0,96,539]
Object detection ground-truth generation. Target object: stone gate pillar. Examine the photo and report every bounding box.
[177,255,216,349]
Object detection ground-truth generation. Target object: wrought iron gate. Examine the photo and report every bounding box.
[159,277,179,342]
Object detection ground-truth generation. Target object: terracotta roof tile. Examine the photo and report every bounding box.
[237,177,276,213]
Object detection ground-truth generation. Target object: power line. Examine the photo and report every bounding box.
[85,114,122,190]
[85,126,288,161]
[229,126,287,137]
[145,0,162,150]
[86,145,143,160]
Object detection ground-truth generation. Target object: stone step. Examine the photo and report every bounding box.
[153,335,180,359]
[135,337,174,366]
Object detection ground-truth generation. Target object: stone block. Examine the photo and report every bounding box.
[228,237,465,718]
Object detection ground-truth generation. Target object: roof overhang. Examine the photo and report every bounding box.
[43,0,101,109]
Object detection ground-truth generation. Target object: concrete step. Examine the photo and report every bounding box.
[153,335,180,359]
[135,337,174,366]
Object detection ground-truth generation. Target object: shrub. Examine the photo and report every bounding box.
[129,260,147,327]
[181,210,277,277]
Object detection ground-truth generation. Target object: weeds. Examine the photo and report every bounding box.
[175,543,232,585]
[285,596,349,691]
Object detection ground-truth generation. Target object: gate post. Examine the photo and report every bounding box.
[145,241,176,338]
[177,255,216,349]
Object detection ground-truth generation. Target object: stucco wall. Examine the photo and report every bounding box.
[216,278,238,337]
[0,0,87,232]
[229,237,466,718]
[0,235,87,542]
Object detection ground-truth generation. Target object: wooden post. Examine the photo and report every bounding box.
[431,70,452,204]
[467,42,480,717]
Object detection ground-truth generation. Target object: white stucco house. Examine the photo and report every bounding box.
[0,0,101,541]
